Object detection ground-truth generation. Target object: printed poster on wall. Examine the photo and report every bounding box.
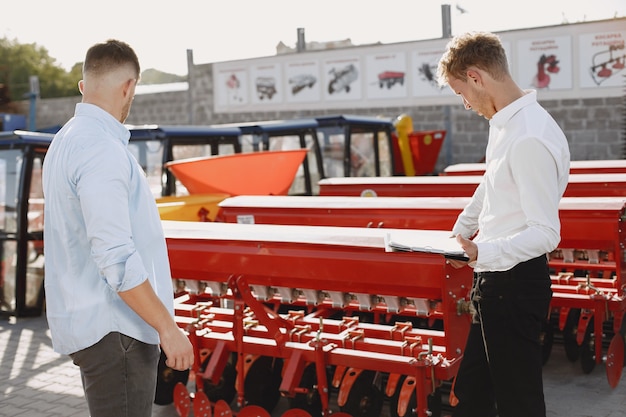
[215,66,249,107]
[411,46,452,97]
[250,63,283,104]
[285,60,321,103]
[517,36,573,90]
[322,57,362,101]
[579,31,626,88]
[365,52,408,99]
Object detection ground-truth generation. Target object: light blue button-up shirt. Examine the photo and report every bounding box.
[43,103,174,355]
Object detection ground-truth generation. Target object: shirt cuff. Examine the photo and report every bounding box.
[474,242,498,270]
[101,252,148,292]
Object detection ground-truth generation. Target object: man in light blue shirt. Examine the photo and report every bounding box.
[43,39,193,417]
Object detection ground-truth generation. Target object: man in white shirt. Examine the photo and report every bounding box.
[43,39,194,417]
[437,32,570,417]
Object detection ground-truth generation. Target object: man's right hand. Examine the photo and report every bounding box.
[160,325,194,371]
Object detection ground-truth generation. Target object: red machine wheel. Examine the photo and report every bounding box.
[339,370,383,417]
[173,382,191,417]
[281,409,313,417]
[193,391,212,417]
[237,405,271,417]
[213,399,233,417]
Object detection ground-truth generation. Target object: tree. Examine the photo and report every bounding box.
[0,37,186,107]
[0,37,80,103]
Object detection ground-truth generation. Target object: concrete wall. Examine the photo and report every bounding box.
[27,78,623,172]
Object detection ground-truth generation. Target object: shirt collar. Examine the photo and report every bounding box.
[489,89,537,130]
[74,103,131,144]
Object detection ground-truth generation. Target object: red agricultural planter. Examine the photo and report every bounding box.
[442,159,626,176]
[318,173,626,198]
[215,195,626,387]
[163,222,473,417]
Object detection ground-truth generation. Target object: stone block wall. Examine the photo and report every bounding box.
[25,62,625,173]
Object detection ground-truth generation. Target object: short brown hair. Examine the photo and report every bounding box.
[83,39,140,78]
[437,32,509,86]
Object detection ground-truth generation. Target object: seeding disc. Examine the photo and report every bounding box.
[173,382,191,417]
[213,399,233,417]
[193,391,212,417]
[281,408,313,417]
[606,334,625,388]
[237,405,271,417]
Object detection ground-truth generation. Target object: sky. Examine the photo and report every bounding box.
[4,0,626,76]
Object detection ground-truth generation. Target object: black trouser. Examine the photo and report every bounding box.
[452,255,552,417]
[70,332,160,417]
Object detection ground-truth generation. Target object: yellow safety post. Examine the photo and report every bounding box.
[394,114,416,176]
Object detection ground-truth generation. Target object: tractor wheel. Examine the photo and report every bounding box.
[199,352,237,404]
[244,356,284,412]
[563,308,581,362]
[154,350,190,405]
[340,370,383,417]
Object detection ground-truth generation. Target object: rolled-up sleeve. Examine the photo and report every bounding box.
[99,253,148,292]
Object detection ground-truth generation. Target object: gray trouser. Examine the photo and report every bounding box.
[70,332,160,417]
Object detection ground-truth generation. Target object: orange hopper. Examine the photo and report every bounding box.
[165,149,308,196]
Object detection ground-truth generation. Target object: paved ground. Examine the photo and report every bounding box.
[1,314,625,417]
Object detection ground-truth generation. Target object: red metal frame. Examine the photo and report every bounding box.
[214,195,626,381]
[164,222,473,417]
[318,173,626,198]
[442,159,626,176]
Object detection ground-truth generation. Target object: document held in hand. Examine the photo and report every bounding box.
[385,230,469,261]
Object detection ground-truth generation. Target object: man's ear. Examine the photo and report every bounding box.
[122,78,136,98]
[78,80,85,95]
[466,69,482,85]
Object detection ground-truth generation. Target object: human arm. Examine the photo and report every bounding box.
[118,280,193,370]
[446,181,483,268]
[451,180,484,239]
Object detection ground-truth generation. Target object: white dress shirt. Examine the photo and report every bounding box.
[452,90,570,272]
[43,103,174,355]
